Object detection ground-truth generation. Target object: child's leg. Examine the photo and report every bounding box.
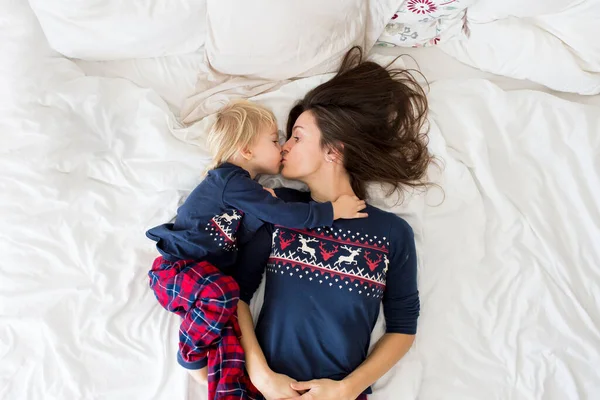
[173,262,241,396]
[188,366,208,385]
[148,257,188,314]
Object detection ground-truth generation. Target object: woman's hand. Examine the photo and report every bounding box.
[283,379,358,400]
[255,370,300,400]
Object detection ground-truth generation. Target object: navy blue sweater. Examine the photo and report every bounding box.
[234,189,420,394]
[146,163,334,274]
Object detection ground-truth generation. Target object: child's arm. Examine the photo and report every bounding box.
[222,175,367,229]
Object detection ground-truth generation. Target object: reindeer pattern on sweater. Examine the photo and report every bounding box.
[269,225,390,299]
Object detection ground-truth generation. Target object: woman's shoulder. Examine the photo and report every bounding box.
[364,204,414,239]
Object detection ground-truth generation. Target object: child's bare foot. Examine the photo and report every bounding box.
[263,187,277,198]
[188,367,208,385]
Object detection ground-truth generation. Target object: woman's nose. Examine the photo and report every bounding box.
[282,138,293,152]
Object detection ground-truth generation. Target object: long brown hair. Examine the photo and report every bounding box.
[286,46,432,200]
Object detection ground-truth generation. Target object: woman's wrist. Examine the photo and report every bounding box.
[248,364,274,390]
[340,375,365,400]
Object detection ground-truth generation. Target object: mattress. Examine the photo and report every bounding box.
[2,2,599,400]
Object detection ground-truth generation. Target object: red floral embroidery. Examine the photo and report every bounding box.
[407,0,438,14]
[392,13,398,20]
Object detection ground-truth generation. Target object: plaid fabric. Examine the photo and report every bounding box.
[149,256,261,400]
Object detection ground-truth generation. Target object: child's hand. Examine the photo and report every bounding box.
[263,187,277,198]
[332,195,368,220]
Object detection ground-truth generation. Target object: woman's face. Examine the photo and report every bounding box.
[281,111,327,181]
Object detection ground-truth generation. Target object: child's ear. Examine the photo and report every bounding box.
[239,146,253,161]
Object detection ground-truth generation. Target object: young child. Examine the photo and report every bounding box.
[146,100,367,399]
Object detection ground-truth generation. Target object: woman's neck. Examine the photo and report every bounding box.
[304,169,356,203]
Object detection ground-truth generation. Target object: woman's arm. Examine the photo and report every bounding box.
[237,301,269,383]
[341,333,414,397]
[238,302,300,399]
[288,218,420,399]
[288,333,414,399]
[233,222,300,399]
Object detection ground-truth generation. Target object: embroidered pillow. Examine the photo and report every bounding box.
[377,0,476,47]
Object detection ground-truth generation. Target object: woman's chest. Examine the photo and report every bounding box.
[268,225,390,300]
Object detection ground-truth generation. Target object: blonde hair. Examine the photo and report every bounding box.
[206,100,277,172]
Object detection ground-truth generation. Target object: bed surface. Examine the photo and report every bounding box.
[2,2,599,400]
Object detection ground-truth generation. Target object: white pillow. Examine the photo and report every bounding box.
[204,0,399,80]
[467,0,581,22]
[29,0,207,60]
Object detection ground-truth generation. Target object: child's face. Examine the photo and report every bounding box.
[249,123,282,175]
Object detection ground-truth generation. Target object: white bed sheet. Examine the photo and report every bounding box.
[439,0,600,96]
[2,2,600,400]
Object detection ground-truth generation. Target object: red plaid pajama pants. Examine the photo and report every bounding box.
[149,256,260,400]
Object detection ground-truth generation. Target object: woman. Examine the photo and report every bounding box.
[233,47,431,400]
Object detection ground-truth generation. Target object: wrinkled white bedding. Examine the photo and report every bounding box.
[28,0,207,60]
[441,0,600,95]
[2,1,600,400]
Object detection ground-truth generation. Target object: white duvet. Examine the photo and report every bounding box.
[2,1,600,400]
[441,0,600,95]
